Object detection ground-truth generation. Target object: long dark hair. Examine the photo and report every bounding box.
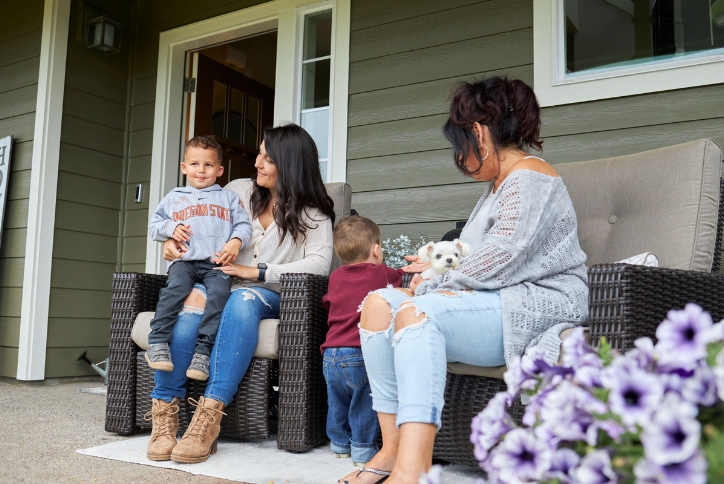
[251,123,335,242]
[443,77,543,176]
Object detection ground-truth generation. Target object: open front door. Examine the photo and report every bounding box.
[194,53,274,186]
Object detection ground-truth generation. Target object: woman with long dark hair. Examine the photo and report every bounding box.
[146,123,335,464]
[339,77,589,484]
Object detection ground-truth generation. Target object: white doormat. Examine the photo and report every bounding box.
[77,436,484,483]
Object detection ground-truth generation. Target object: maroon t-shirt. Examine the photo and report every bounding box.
[320,263,405,352]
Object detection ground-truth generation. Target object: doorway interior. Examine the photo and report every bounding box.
[184,31,277,187]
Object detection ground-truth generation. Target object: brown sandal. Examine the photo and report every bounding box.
[339,467,391,484]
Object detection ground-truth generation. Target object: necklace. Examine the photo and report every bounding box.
[272,198,278,211]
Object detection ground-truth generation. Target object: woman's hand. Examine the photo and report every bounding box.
[162,238,186,261]
[400,255,432,273]
[214,264,260,280]
[408,274,424,294]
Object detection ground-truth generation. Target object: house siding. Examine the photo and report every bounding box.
[0,0,44,378]
[347,0,724,245]
[120,0,270,274]
[44,0,133,377]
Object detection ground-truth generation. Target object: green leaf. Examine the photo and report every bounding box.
[597,337,614,366]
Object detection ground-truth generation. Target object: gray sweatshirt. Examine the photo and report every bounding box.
[149,184,252,264]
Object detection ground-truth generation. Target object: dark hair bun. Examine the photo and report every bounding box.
[443,77,542,175]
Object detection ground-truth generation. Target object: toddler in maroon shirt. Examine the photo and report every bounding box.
[320,216,405,466]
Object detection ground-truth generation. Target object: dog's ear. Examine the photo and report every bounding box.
[417,241,435,262]
[454,239,471,257]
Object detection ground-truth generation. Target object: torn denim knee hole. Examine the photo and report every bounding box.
[391,304,428,346]
[191,287,208,300]
[239,288,271,308]
[179,305,204,316]
[391,318,428,346]
[436,290,462,298]
[359,323,393,342]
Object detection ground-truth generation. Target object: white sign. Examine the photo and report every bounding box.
[0,135,13,250]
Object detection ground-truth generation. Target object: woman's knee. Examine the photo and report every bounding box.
[393,302,427,334]
[360,294,393,332]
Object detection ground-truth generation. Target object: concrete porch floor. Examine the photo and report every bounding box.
[0,377,483,483]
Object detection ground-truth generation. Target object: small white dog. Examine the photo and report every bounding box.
[417,239,471,279]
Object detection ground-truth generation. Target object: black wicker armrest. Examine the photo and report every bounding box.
[276,272,330,452]
[105,272,167,435]
[588,263,724,352]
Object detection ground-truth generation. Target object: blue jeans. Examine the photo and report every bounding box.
[322,347,379,463]
[360,288,505,429]
[151,286,280,406]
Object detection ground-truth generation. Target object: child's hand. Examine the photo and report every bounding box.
[215,238,242,266]
[172,224,193,242]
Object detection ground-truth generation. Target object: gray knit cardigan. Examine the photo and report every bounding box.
[416,170,589,366]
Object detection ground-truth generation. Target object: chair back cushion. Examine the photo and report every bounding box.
[325,182,352,271]
[131,311,280,359]
[556,139,722,271]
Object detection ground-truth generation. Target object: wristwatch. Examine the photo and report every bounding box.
[257,263,267,282]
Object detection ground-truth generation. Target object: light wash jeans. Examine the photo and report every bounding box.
[151,285,281,406]
[360,288,504,429]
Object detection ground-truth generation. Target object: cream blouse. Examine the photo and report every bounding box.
[225,179,334,292]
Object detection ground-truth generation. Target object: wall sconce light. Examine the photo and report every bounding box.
[86,15,124,54]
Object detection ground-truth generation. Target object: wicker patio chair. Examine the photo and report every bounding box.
[432,139,724,466]
[105,183,351,453]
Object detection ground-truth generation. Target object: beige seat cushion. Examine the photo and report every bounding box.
[324,182,352,272]
[556,139,722,272]
[131,312,280,360]
[446,327,590,379]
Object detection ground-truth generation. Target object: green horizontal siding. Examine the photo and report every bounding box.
[119,0,271,283]
[40,0,133,378]
[348,0,724,251]
[0,0,43,377]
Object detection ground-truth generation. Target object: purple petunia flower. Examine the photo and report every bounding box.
[503,355,537,399]
[538,380,607,443]
[561,327,598,368]
[543,448,580,483]
[418,464,442,484]
[489,428,552,484]
[655,304,712,368]
[633,451,707,484]
[682,364,718,406]
[603,366,663,427]
[641,394,700,465]
[470,393,515,462]
[574,450,618,484]
[585,418,625,446]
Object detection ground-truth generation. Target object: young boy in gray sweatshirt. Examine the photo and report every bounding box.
[145,136,252,380]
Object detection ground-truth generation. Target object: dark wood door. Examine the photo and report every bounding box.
[194,53,274,186]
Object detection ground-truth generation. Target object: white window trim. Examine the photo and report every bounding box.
[17,0,71,380]
[534,0,724,107]
[147,0,350,274]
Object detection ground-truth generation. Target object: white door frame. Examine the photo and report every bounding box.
[146,0,351,274]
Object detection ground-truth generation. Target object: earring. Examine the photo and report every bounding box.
[482,147,489,161]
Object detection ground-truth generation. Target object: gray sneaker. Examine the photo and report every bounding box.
[145,343,174,371]
[186,353,210,381]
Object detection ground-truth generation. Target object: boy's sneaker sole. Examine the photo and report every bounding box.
[186,368,209,380]
[145,352,174,371]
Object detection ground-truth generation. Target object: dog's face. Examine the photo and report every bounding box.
[418,239,471,275]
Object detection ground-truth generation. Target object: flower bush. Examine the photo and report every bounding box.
[421,304,724,484]
[382,235,426,268]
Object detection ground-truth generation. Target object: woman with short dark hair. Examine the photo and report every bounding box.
[147,123,336,464]
[339,77,589,484]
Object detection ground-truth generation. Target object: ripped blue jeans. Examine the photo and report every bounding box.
[151,285,280,406]
[360,288,504,429]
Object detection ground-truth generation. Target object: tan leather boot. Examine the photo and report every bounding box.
[170,396,225,464]
[144,397,180,461]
